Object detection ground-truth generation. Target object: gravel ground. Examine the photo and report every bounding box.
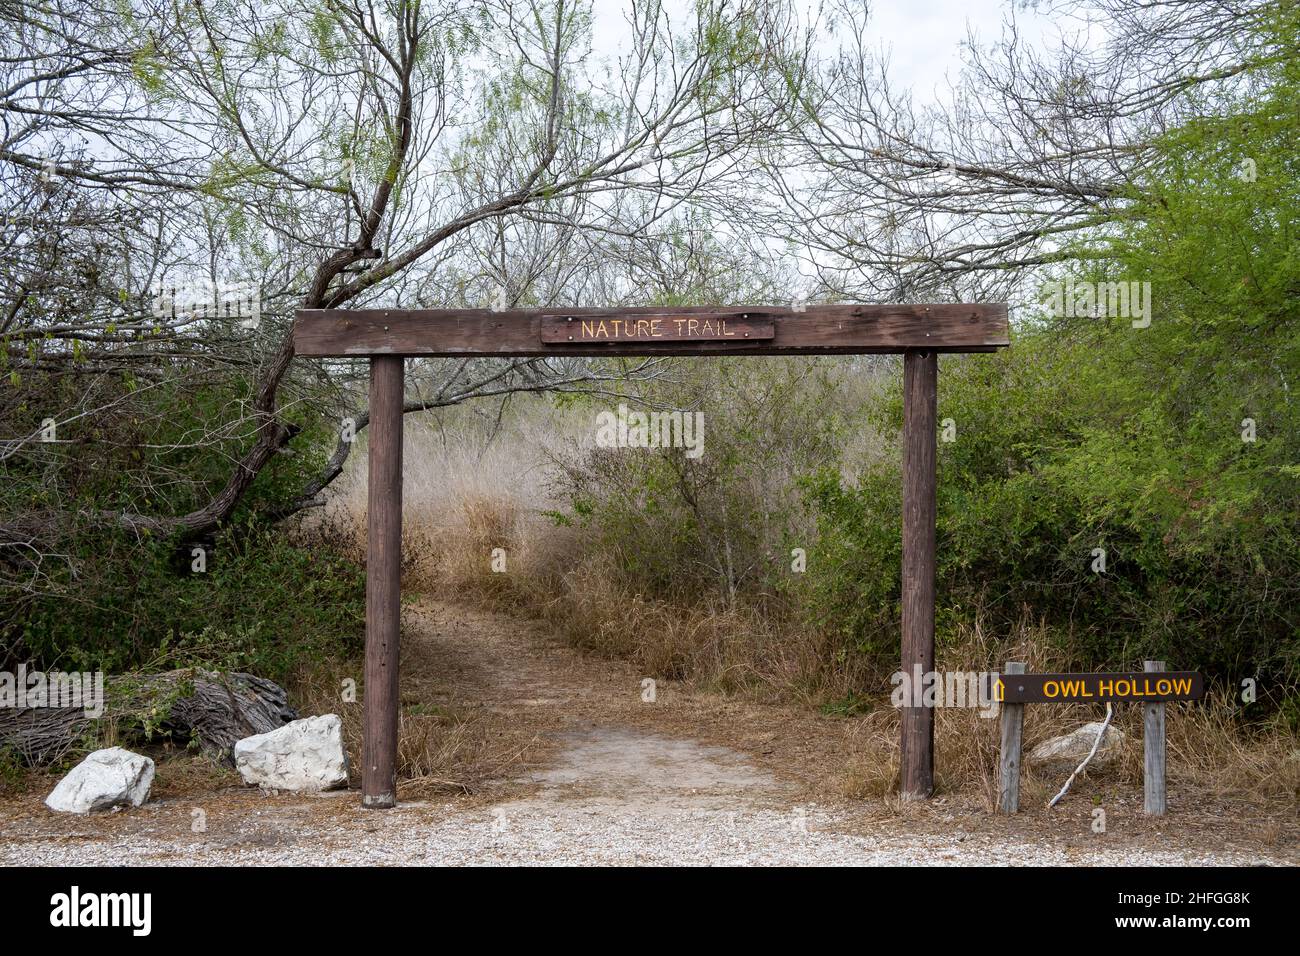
[2,726,1291,866]
[0,799,1284,867]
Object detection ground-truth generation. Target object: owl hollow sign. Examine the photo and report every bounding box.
[539,311,775,343]
[996,660,1196,817]
[996,671,1204,704]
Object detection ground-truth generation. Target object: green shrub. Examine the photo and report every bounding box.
[13,522,364,683]
[550,357,853,607]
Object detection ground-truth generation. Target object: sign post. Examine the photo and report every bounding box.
[1144,660,1167,815]
[362,355,404,808]
[294,303,1010,808]
[998,661,1027,814]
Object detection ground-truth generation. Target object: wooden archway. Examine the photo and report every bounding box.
[293,304,1010,807]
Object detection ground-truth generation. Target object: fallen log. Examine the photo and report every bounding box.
[0,670,297,766]
[0,705,91,767]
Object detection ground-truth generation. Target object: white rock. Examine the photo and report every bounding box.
[44,747,154,813]
[1029,721,1127,766]
[234,714,349,792]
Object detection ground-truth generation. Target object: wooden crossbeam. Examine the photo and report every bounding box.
[293,304,1009,357]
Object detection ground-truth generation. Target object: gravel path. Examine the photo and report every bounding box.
[0,799,1281,867]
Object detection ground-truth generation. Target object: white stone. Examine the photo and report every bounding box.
[1029,721,1127,766]
[234,714,349,791]
[44,747,154,813]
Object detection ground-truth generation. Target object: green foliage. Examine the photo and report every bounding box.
[15,524,365,684]
[802,9,1300,698]
[3,365,366,683]
[819,691,876,718]
[799,461,901,658]
[550,358,848,606]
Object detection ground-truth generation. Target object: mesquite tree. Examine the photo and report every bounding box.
[0,0,805,604]
[771,0,1294,302]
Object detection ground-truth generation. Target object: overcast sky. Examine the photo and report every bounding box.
[867,0,1056,100]
[590,0,1060,107]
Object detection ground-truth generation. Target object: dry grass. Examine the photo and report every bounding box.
[1162,694,1300,802]
[529,558,872,706]
[286,648,509,796]
[290,413,572,793]
[839,709,902,799]
[313,408,568,596]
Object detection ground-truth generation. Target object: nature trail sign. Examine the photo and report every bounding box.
[538,311,775,343]
[294,304,1005,357]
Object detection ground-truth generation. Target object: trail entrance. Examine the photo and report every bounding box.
[293,303,1009,807]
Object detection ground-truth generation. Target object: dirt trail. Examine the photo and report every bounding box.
[0,598,1294,866]
[400,598,843,804]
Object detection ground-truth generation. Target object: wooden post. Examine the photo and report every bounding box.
[901,350,938,800]
[1144,659,1167,815]
[998,661,1026,813]
[363,356,404,809]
